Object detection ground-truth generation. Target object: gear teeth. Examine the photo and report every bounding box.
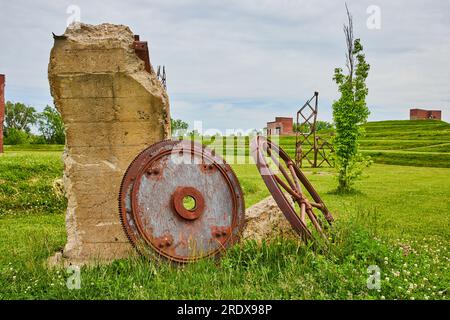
[118,138,245,263]
[118,139,181,253]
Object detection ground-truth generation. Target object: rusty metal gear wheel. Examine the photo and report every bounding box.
[251,136,334,243]
[119,140,245,263]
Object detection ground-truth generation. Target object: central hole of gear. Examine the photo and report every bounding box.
[182,195,196,211]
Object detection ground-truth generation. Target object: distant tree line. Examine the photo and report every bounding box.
[2,105,197,145]
[2,102,65,145]
[293,120,334,133]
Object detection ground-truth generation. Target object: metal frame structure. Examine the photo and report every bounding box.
[295,92,318,167]
[295,92,333,168]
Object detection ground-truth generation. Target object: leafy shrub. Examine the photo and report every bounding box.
[29,135,47,145]
[3,128,30,145]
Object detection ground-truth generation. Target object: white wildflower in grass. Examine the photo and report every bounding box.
[381,296,385,300]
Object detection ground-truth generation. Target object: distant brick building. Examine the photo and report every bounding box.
[0,74,5,153]
[410,108,441,120]
[267,117,293,136]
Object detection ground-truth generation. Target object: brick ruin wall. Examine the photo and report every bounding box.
[267,117,294,135]
[410,109,442,120]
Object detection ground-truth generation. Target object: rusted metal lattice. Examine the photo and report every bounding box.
[251,136,334,242]
[156,65,167,90]
[315,136,334,167]
[295,92,318,167]
[295,92,333,168]
[119,140,245,263]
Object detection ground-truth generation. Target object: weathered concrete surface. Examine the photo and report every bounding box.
[48,23,170,265]
[242,196,298,243]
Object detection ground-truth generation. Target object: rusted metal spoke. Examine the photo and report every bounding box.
[274,174,299,201]
[252,135,334,245]
[300,202,306,223]
[309,202,324,209]
[267,148,297,192]
[287,161,303,196]
[305,208,326,239]
[276,175,326,237]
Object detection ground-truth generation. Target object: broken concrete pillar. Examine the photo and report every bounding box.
[242,196,298,243]
[0,74,5,154]
[48,23,170,265]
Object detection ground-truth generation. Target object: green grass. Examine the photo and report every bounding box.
[3,144,64,152]
[0,150,66,215]
[0,146,449,300]
[358,120,450,167]
[191,120,450,168]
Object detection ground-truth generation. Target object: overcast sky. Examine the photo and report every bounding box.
[0,0,449,132]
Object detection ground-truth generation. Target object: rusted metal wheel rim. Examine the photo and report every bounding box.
[250,136,333,243]
[119,139,245,263]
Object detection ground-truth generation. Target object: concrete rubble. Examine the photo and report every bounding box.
[48,23,170,265]
[242,196,298,243]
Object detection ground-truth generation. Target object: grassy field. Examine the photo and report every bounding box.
[198,120,450,168]
[0,139,449,299]
[359,120,450,168]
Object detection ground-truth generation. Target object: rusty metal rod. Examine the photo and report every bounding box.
[268,148,297,192]
[305,208,327,239]
[287,161,303,195]
[274,174,327,238]
[300,202,306,223]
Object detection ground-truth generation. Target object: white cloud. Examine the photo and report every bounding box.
[0,0,449,132]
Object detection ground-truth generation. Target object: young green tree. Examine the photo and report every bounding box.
[37,105,65,144]
[332,6,371,192]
